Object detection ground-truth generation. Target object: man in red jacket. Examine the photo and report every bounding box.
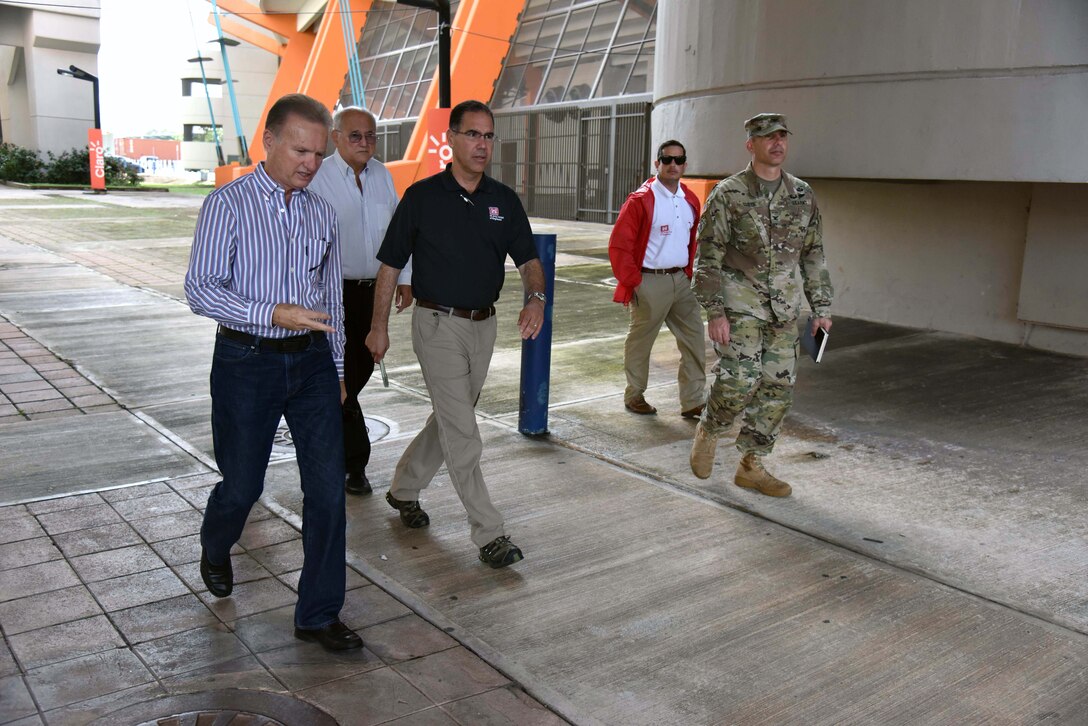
[609,140,707,417]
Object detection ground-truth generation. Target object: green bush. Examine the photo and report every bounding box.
[42,148,89,184]
[0,142,46,183]
[0,143,139,187]
[42,147,139,187]
[105,155,140,186]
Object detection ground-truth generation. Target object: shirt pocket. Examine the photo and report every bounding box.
[375,200,397,230]
[731,208,766,255]
[781,206,812,249]
[303,237,331,281]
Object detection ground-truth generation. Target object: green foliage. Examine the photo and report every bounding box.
[0,143,139,186]
[0,142,46,183]
[105,156,140,186]
[42,148,90,184]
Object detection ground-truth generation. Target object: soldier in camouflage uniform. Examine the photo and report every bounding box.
[689,113,833,497]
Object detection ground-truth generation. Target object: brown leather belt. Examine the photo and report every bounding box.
[217,325,317,353]
[344,278,375,286]
[641,266,684,275]
[416,298,495,321]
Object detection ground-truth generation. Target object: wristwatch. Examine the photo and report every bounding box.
[527,291,547,305]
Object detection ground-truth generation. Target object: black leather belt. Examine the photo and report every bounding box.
[641,266,684,275]
[217,325,316,353]
[344,279,375,286]
[416,299,495,321]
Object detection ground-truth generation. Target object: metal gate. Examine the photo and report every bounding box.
[491,99,651,224]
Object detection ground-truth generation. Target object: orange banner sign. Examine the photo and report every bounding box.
[424,107,453,176]
[88,129,106,190]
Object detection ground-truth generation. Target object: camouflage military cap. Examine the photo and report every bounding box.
[744,113,791,138]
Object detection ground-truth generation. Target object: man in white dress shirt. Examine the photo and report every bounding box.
[309,106,412,495]
[608,140,707,418]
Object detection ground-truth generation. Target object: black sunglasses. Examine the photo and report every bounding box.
[658,154,687,165]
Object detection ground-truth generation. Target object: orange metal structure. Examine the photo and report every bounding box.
[211,0,522,194]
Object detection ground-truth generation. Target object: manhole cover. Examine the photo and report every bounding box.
[90,689,337,726]
[271,415,393,457]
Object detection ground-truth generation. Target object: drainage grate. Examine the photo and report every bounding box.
[271,415,392,457]
[90,690,337,726]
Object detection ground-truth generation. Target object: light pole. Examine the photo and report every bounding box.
[56,65,100,129]
[187,55,227,167]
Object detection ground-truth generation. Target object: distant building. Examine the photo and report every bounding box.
[113,138,180,162]
[179,35,277,172]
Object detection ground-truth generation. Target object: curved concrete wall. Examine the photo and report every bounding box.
[654,0,1088,182]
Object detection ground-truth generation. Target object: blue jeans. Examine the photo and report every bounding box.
[202,333,346,629]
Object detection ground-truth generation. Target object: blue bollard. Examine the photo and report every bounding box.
[518,233,556,435]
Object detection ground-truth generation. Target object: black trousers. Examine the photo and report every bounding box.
[343,280,375,474]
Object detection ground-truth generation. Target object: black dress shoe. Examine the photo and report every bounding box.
[345,472,372,495]
[200,548,233,598]
[294,620,363,651]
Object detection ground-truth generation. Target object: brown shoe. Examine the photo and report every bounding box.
[681,404,704,420]
[734,453,792,497]
[689,421,717,479]
[625,396,657,415]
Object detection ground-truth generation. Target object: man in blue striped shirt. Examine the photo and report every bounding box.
[184,93,361,652]
[308,106,412,497]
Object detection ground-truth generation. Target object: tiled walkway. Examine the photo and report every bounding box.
[0,318,122,424]
[0,476,565,725]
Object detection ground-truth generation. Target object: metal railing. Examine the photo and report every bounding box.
[492,98,651,223]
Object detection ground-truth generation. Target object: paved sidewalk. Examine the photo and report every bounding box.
[0,475,563,725]
[1,186,1086,725]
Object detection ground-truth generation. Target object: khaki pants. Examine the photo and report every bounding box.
[624,271,707,410]
[703,314,799,455]
[389,306,504,547]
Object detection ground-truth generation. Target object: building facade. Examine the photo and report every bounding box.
[0,0,101,155]
[654,0,1088,356]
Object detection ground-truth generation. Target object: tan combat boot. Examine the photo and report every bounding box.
[734,453,792,497]
[690,421,718,479]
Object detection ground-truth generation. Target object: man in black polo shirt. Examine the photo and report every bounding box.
[366,99,545,569]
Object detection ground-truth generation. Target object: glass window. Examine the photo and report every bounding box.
[394,84,416,118]
[380,14,412,54]
[558,7,594,53]
[539,54,576,104]
[410,83,428,117]
[533,15,565,61]
[345,1,459,120]
[408,44,432,79]
[624,39,654,95]
[392,49,414,85]
[615,2,654,46]
[506,19,540,66]
[383,85,405,118]
[566,53,601,101]
[523,0,553,18]
[494,64,528,108]
[492,0,656,108]
[594,42,637,98]
[584,2,622,52]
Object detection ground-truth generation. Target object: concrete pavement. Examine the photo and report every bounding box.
[0,185,1085,725]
